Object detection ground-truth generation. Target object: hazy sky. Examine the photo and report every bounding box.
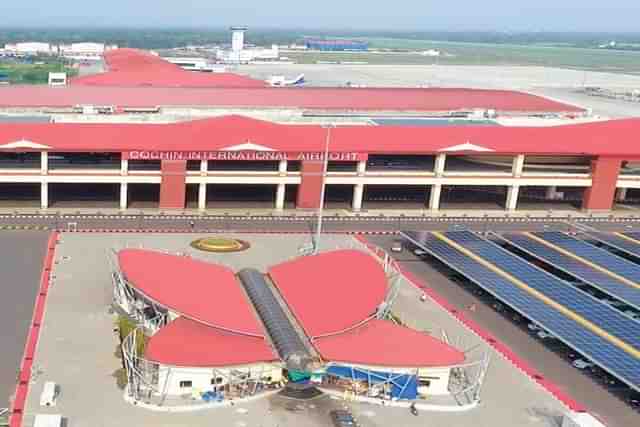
[3,1,640,32]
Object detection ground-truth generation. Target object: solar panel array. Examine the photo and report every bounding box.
[443,231,640,349]
[584,232,640,260]
[533,232,640,285]
[499,233,640,311]
[401,230,640,391]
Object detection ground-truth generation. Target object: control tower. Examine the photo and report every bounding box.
[230,26,248,53]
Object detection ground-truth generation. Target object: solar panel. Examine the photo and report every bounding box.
[499,233,640,311]
[583,232,640,260]
[533,232,640,285]
[401,230,640,391]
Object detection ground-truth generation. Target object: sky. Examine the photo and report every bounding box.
[2,1,640,32]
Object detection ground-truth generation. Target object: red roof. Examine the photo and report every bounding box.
[315,319,465,367]
[71,48,266,88]
[117,249,263,336]
[268,250,388,338]
[0,85,582,113]
[145,317,277,367]
[1,115,640,157]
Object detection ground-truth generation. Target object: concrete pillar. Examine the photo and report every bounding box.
[434,154,446,177]
[120,158,128,176]
[357,160,367,176]
[506,185,520,211]
[546,186,557,200]
[512,155,525,177]
[429,184,442,210]
[40,151,48,175]
[120,182,128,210]
[40,182,48,209]
[278,159,288,176]
[275,183,286,211]
[352,183,364,211]
[616,187,628,202]
[200,160,208,175]
[583,157,623,212]
[198,182,207,211]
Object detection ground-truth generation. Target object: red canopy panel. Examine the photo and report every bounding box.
[145,317,277,367]
[0,85,582,112]
[268,250,388,338]
[117,249,264,336]
[2,115,640,157]
[315,319,465,367]
[71,48,266,88]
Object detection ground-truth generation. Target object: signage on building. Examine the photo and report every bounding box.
[126,151,361,161]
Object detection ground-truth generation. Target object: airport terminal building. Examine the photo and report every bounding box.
[0,48,638,213]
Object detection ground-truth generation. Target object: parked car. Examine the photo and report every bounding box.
[528,323,542,331]
[330,409,357,427]
[390,243,403,253]
[572,359,595,370]
[536,330,556,340]
[413,248,428,256]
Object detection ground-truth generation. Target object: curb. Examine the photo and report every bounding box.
[9,232,59,427]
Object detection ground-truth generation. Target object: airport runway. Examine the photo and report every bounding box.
[366,234,640,427]
[0,232,49,410]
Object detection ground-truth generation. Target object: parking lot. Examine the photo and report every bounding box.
[367,233,640,427]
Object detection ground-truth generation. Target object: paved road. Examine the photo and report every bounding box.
[366,234,639,427]
[0,213,638,233]
[0,231,49,409]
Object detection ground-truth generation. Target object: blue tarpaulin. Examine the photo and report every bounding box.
[326,365,418,400]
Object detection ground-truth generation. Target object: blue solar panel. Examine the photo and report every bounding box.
[499,233,640,311]
[443,231,640,349]
[401,230,640,391]
[584,232,640,260]
[533,232,640,285]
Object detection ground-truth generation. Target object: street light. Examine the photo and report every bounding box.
[313,124,333,254]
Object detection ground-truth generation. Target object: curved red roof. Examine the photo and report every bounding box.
[268,250,388,337]
[71,48,265,88]
[118,249,263,336]
[145,317,277,367]
[314,319,465,367]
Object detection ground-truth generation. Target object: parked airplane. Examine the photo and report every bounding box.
[267,74,305,87]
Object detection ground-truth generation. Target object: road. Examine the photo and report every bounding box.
[366,234,640,427]
[0,232,49,410]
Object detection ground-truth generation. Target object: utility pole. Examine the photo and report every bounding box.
[313,124,333,254]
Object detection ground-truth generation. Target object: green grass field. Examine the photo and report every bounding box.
[287,38,640,75]
[0,61,78,84]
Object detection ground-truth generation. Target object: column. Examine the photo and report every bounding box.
[275,183,286,211]
[434,153,446,177]
[356,160,367,176]
[512,154,524,177]
[200,159,208,175]
[198,183,207,211]
[159,160,187,209]
[120,158,128,176]
[429,184,442,211]
[616,187,628,202]
[352,183,364,211]
[297,160,324,209]
[40,151,48,175]
[278,159,288,175]
[583,157,623,212]
[120,182,128,210]
[40,182,48,209]
[506,185,520,211]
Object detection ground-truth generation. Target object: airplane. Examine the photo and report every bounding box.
[267,74,305,87]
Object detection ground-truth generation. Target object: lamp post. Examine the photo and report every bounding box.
[313,124,333,254]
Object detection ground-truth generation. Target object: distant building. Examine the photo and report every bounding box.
[304,38,368,51]
[59,43,118,60]
[3,42,56,56]
[216,27,280,64]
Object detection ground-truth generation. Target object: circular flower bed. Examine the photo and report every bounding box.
[190,237,250,253]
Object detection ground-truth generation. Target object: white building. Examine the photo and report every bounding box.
[217,27,280,64]
[3,42,56,56]
[59,42,117,60]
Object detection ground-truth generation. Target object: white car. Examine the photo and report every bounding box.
[390,244,403,253]
[572,359,595,370]
[413,248,428,256]
[528,323,542,331]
